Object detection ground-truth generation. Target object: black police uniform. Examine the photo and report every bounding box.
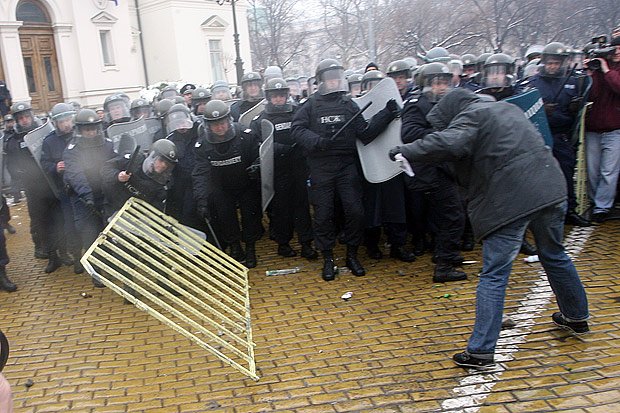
[528,73,584,217]
[401,91,466,268]
[166,123,208,234]
[250,108,314,253]
[230,100,262,123]
[101,152,168,216]
[5,122,62,259]
[192,125,262,251]
[291,92,395,255]
[63,136,116,257]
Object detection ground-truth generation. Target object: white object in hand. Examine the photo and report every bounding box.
[394,153,415,177]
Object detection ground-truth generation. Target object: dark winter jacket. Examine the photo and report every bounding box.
[398,88,567,240]
[63,137,116,203]
[101,153,167,217]
[585,61,620,133]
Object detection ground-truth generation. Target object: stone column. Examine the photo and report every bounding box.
[0,21,29,103]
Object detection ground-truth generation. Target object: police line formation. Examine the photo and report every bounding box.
[2,36,619,369]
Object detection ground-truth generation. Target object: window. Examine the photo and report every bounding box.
[99,30,115,66]
[16,0,50,24]
[209,40,225,81]
[44,57,55,91]
[23,57,36,93]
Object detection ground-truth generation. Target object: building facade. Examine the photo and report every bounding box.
[0,0,251,113]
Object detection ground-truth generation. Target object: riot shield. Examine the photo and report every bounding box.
[107,118,154,153]
[504,88,553,147]
[145,117,165,142]
[238,100,265,129]
[259,119,275,212]
[352,78,403,183]
[24,119,60,198]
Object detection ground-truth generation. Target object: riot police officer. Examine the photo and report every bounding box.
[102,139,177,215]
[103,93,131,129]
[346,73,363,98]
[191,87,212,117]
[250,78,317,259]
[291,58,399,281]
[63,109,116,287]
[164,104,209,236]
[192,100,263,268]
[386,60,413,98]
[211,80,232,101]
[529,42,591,226]
[360,70,386,95]
[41,103,81,273]
[230,72,264,122]
[130,98,153,121]
[4,102,60,264]
[478,53,519,100]
[401,63,467,283]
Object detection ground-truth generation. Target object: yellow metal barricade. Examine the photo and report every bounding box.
[574,102,592,216]
[80,197,258,380]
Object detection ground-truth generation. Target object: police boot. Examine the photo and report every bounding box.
[389,245,416,262]
[245,242,257,268]
[322,250,336,281]
[412,238,425,256]
[365,244,383,260]
[300,242,318,260]
[346,245,366,277]
[34,245,49,259]
[433,263,467,283]
[73,253,84,274]
[44,252,62,274]
[229,242,245,262]
[565,210,592,227]
[59,250,74,266]
[461,232,475,251]
[0,267,17,292]
[277,243,297,257]
[520,239,537,256]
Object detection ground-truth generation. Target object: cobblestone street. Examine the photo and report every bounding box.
[1,200,619,412]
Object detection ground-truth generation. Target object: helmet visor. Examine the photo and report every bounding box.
[105,101,130,123]
[165,110,193,132]
[482,65,511,88]
[142,152,174,184]
[422,75,453,103]
[317,68,347,95]
[540,55,569,77]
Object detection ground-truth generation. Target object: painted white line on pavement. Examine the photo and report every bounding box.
[441,226,595,412]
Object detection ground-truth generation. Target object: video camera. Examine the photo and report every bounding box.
[583,35,616,70]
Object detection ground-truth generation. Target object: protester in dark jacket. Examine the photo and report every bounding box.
[391,88,589,370]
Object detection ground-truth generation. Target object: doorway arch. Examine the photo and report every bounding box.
[17,0,63,112]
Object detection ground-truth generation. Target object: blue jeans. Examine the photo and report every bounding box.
[467,201,589,357]
[586,129,620,213]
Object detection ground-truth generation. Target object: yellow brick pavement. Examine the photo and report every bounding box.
[0,200,619,412]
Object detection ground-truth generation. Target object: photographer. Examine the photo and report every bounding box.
[584,36,620,222]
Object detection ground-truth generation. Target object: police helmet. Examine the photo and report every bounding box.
[242,72,262,85]
[418,63,453,102]
[130,98,150,111]
[424,47,451,63]
[160,85,179,100]
[265,78,292,113]
[165,103,193,132]
[11,101,32,117]
[155,99,174,118]
[74,108,102,126]
[461,53,477,67]
[525,44,544,61]
[315,59,347,95]
[151,139,178,163]
[476,52,493,72]
[11,101,39,133]
[263,66,283,82]
[203,100,231,122]
[3,114,13,122]
[386,60,411,78]
[361,70,386,92]
[191,87,212,102]
[482,53,516,89]
[540,42,570,77]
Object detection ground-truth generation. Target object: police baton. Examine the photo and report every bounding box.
[203,217,222,250]
[330,101,372,141]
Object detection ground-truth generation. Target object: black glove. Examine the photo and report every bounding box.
[544,103,557,117]
[388,146,402,161]
[198,206,210,221]
[317,137,331,151]
[246,162,260,180]
[385,99,400,117]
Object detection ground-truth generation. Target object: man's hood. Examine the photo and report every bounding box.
[426,88,482,130]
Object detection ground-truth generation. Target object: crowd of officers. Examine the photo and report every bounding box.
[0,38,612,291]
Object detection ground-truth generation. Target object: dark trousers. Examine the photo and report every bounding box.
[0,230,8,267]
[210,186,263,244]
[59,193,81,254]
[407,183,464,263]
[25,185,62,254]
[269,166,313,245]
[308,159,364,251]
[364,223,408,248]
[71,196,106,252]
[552,133,577,212]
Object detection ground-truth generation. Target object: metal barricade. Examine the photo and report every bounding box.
[80,197,258,380]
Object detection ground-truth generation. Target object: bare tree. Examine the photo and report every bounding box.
[247,0,308,70]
